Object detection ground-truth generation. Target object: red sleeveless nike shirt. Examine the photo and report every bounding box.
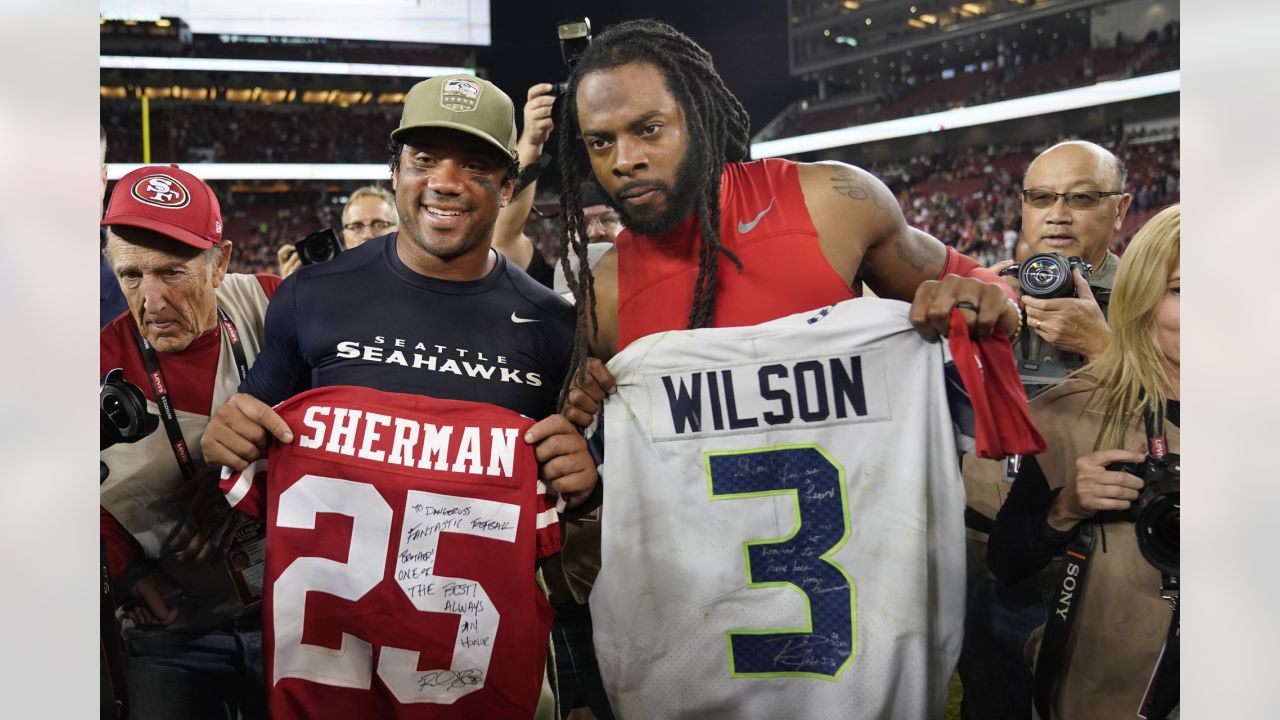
[616,158,857,351]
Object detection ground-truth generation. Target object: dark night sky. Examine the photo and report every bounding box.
[478,2,802,147]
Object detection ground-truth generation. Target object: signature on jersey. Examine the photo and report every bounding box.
[417,668,484,692]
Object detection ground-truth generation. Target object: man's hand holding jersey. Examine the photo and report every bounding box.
[524,414,598,509]
[202,392,598,508]
[201,393,294,471]
[908,274,1021,342]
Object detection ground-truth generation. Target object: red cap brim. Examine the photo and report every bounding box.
[101,213,216,250]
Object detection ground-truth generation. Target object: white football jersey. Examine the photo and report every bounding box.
[592,299,966,720]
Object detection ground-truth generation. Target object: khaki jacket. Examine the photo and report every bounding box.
[1027,381,1179,720]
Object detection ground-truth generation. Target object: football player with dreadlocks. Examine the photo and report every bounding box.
[554,19,1022,421]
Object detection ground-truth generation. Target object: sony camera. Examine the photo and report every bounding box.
[998,253,1092,300]
[553,18,592,97]
[100,368,158,452]
[1105,453,1180,577]
[295,228,345,266]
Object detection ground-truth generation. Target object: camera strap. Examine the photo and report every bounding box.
[1034,403,1178,719]
[1034,521,1096,720]
[1140,401,1180,718]
[512,153,551,198]
[133,306,248,481]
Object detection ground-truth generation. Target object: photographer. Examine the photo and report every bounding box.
[988,204,1180,720]
[100,165,280,719]
[959,139,1135,719]
[996,140,1133,375]
[276,185,398,278]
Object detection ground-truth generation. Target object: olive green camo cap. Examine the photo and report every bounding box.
[391,74,518,161]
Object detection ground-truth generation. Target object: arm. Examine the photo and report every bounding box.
[492,83,556,271]
[986,455,1074,584]
[200,276,302,470]
[798,162,1019,340]
[102,508,181,626]
[240,272,307,405]
[988,446,1147,584]
[560,248,620,430]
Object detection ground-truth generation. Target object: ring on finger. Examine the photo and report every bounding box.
[1033,318,1042,329]
[954,301,980,312]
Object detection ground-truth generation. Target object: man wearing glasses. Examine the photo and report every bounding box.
[999,140,1132,372]
[338,185,399,248]
[276,186,399,278]
[554,182,622,297]
[581,189,622,245]
[960,139,1133,720]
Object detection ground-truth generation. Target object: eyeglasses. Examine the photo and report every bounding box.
[342,220,395,234]
[1021,189,1125,210]
[584,211,621,227]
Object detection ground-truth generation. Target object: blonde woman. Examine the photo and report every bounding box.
[988,203,1180,720]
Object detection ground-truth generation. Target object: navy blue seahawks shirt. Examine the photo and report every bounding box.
[242,234,574,420]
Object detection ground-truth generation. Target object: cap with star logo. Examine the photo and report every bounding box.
[102,164,224,250]
[392,74,518,162]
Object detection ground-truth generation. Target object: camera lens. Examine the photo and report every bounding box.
[307,242,335,264]
[102,391,133,433]
[1136,492,1179,578]
[1020,254,1073,299]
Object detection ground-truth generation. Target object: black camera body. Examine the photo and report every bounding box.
[1104,453,1180,577]
[100,368,158,452]
[295,228,345,266]
[998,253,1092,300]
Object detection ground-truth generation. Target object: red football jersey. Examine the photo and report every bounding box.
[220,386,560,719]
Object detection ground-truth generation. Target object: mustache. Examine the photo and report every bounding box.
[614,180,671,200]
[417,191,474,210]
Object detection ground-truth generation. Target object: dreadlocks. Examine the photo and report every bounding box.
[555,19,752,406]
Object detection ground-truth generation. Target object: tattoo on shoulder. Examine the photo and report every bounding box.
[829,168,884,210]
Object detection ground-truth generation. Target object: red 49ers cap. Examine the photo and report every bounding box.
[102,165,224,250]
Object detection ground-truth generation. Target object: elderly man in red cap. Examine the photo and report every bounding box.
[100,165,279,720]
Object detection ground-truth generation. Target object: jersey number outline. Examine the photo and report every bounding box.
[707,444,857,680]
[272,474,518,704]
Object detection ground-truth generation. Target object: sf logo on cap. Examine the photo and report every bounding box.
[130,174,191,209]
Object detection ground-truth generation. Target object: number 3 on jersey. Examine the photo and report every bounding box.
[707,445,857,679]
[273,474,518,703]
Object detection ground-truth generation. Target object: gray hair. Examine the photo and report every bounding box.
[343,185,397,221]
[201,244,224,279]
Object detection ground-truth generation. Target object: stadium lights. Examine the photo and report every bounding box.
[104,71,1179,180]
[106,164,391,181]
[100,55,474,79]
[751,70,1179,158]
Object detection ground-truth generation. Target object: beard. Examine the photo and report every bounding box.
[398,194,495,263]
[614,147,704,236]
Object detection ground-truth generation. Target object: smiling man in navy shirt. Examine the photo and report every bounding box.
[201,74,597,508]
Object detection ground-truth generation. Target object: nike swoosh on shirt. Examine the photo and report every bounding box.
[511,312,543,324]
[737,198,776,234]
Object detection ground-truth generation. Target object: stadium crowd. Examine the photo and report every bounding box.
[99,15,1181,720]
[759,21,1179,141]
[152,133,1178,278]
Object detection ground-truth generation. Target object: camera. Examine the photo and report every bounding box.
[294,228,345,266]
[998,253,1092,300]
[553,17,592,97]
[101,368,159,452]
[1105,453,1180,577]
